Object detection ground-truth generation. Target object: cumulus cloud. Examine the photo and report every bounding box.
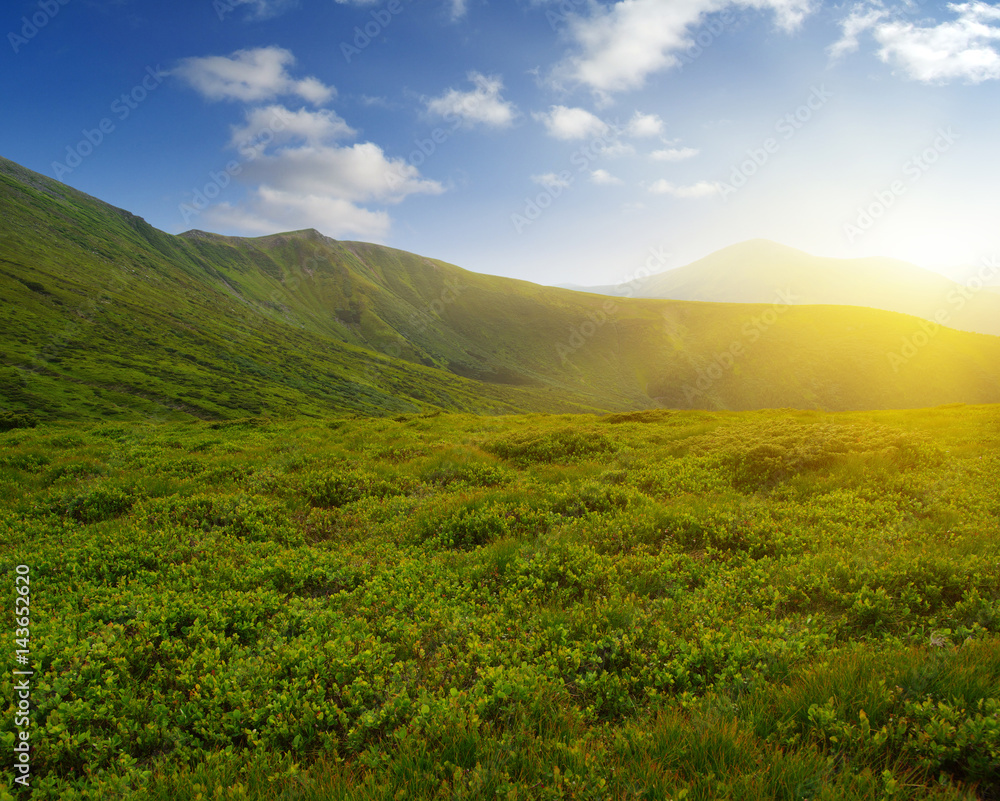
[532,172,573,189]
[228,106,356,151]
[831,1,1000,83]
[651,146,699,161]
[828,3,888,60]
[534,105,609,139]
[590,168,623,185]
[203,129,443,239]
[203,192,392,240]
[188,99,441,240]
[648,179,718,198]
[627,111,665,137]
[426,72,517,128]
[549,0,814,96]
[173,47,334,104]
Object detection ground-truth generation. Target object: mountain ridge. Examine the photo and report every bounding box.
[3,154,1000,422]
[571,238,1000,337]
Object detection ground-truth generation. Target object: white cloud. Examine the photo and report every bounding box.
[426,72,517,128]
[590,168,623,185]
[203,191,392,240]
[603,140,637,157]
[550,0,814,96]
[449,0,468,19]
[627,111,665,137]
[532,172,573,189]
[228,106,356,151]
[831,1,1000,82]
[173,47,334,104]
[648,179,718,198]
[240,140,443,205]
[828,3,888,60]
[651,146,700,161]
[192,100,442,240]
[534,105,609,139]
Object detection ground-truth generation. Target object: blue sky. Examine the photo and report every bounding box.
[2,0,998,286]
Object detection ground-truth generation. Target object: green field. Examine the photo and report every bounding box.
[3,405,999,799]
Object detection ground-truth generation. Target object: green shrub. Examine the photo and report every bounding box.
[299,470,411,507]
[548,481,640,517]
[421,460,512,488]
[139,493,298,543]
[0,410,39,431]
[50,482,139,523]
[484,427,616,465]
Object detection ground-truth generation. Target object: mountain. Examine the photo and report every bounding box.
[577,240,1000,337]
[3,155,1000,422]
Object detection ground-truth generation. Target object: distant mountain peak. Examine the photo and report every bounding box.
[708,239,812,261]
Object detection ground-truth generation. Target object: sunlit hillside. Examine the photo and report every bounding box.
[3,156,1000,424]
[575,240,1000,337]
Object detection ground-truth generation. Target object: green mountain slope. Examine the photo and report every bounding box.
[3,155,1000,422]
[579,239,1000,337]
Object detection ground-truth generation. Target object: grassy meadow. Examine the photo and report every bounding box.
[2,405,999,799]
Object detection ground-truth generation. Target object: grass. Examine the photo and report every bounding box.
[2,404,999,799]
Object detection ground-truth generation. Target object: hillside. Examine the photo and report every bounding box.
[3,156,1000,421]
[579,240,1000,337]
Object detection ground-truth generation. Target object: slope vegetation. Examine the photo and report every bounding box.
[2,156,1000,421]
